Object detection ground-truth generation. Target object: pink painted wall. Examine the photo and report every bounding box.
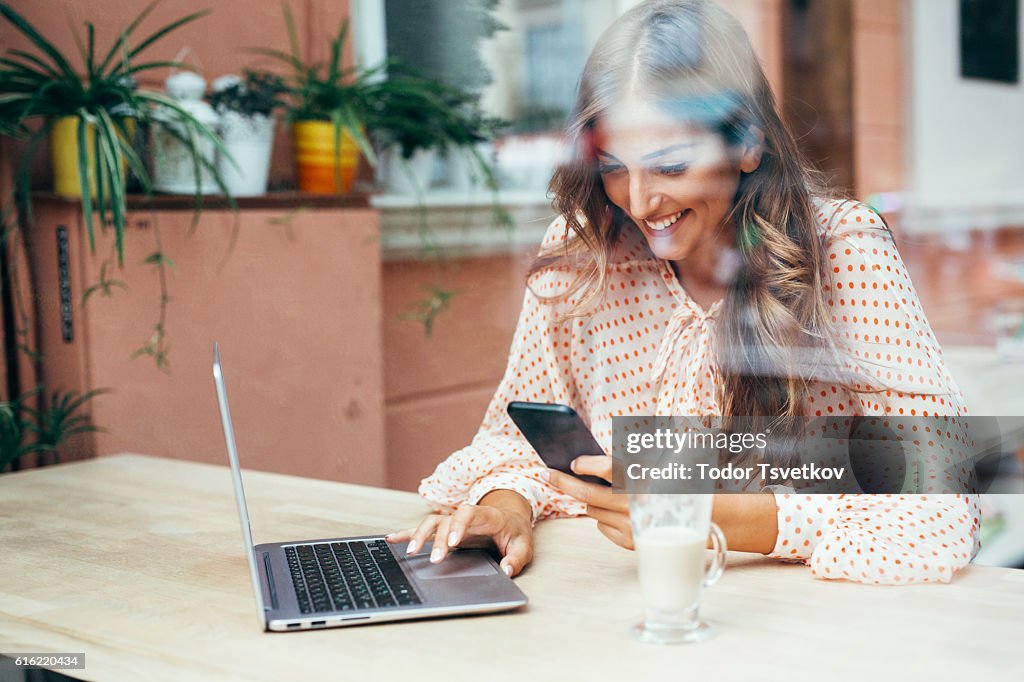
[29,197,386,485]
[382,252,535,491]
[851,0,905,201]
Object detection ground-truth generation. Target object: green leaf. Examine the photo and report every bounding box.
[95,0,160,74]
[283,2,302,68]
[126,9,211,64]
[5,49,62,80]
[142,251,175,270]
[81,262,128,305]
[76,115,96,252]
[0,5,80,85]
[93,109,127,262]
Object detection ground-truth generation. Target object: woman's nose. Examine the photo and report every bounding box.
[628,172,663,219]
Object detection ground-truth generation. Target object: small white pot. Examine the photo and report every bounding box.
[382,147,437,195]
[151,71,221,195]
[445,143,492,193]
[217,112,275,197]
[151,120,221,195]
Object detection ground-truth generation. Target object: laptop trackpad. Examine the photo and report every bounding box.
[406,551,499,579]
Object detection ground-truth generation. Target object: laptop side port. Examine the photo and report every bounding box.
[311,620,326,626]
[287,623,302,629]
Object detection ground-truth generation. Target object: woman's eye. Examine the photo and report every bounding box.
[656,163,689,175]
[597,163,624,175]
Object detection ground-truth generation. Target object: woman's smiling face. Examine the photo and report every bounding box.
[592,99,750,264]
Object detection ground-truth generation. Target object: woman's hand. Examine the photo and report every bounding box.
[550,458,780,554]
[546,455,634,549]
[386,490,534,577]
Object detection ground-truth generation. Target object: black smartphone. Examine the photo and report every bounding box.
[506,401,610,486]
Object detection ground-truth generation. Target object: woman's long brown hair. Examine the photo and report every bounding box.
[537,0,843,425]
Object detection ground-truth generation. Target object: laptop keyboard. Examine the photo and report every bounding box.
[285,539,422,614]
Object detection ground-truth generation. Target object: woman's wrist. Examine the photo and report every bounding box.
[478,489,533,524]
[712,493,779,554]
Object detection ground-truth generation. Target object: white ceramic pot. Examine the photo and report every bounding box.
[151,72,220,195]
[217,112,275,197]
[446,143,494,193]
[382,147,437,195]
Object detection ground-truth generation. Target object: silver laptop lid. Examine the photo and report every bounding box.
[212,342,268,625]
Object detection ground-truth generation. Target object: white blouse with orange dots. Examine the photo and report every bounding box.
[419,199,981,585]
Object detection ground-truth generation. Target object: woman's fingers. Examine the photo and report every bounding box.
[428,516,453,563]
[386,506,534,575]
[445,505,500,549]
[385,527,414,543]
[571,455,613,482]
[547,469,628,512]
[499,534,533,577]
[596,521,634,550]
[584,501,634,550]
[405,514,443,555]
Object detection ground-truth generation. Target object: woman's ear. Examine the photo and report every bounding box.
[739,126,765,173]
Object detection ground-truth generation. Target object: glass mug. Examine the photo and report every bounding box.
[629,493,726,644]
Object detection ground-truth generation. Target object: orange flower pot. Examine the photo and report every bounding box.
[293,120,360,194]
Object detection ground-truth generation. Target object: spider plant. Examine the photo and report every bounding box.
[0,388,45,471]
[0,386,105,471]
[0,1,232,265]
[24,387,107,462]
[362,64,505,189]
[251,4,378,166]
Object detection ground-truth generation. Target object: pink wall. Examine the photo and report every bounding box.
[851,0,905,201]
[382,252,534,490]
[29,197,386,485]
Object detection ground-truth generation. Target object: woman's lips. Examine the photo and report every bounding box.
[639,209,690,238]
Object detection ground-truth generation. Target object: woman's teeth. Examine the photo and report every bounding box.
[645,210,684,231]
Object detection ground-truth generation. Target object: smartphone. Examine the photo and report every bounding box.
[506,401,610,486]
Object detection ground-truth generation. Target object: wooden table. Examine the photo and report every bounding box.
[1,455,1022,681]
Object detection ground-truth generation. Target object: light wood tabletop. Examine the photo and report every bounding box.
[1,454,1022,681]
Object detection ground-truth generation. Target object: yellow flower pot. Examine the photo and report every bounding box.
[293,120,360,194]
[50,115,133,198]
[51,116,96,197]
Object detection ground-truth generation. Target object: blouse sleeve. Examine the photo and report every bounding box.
[767,202,982,584]
[417,217,587,522]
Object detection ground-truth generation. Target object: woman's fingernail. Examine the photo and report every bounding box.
[570,459,578,472]
[541,469,551,481]
[406,540,419,555]
[430,547,443,563]
[447,531,459,547]
[502,564,513,577]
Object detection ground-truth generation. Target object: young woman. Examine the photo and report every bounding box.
[388,0,980,585]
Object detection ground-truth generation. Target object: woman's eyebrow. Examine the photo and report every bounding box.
[638,142,696,160]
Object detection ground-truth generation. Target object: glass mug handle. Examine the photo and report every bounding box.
[703,522,727,588]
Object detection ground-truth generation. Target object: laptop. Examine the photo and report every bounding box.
[212,343,528,631]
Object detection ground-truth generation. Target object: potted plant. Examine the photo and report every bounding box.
[363,68,506,196]
[1,386,103,472]
[0,0,231,262]
[253,5,377,195]
[209,69,289,196]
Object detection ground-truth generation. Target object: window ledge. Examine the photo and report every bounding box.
[373,190,556,260]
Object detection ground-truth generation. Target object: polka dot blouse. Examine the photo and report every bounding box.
[419,199,981,585]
